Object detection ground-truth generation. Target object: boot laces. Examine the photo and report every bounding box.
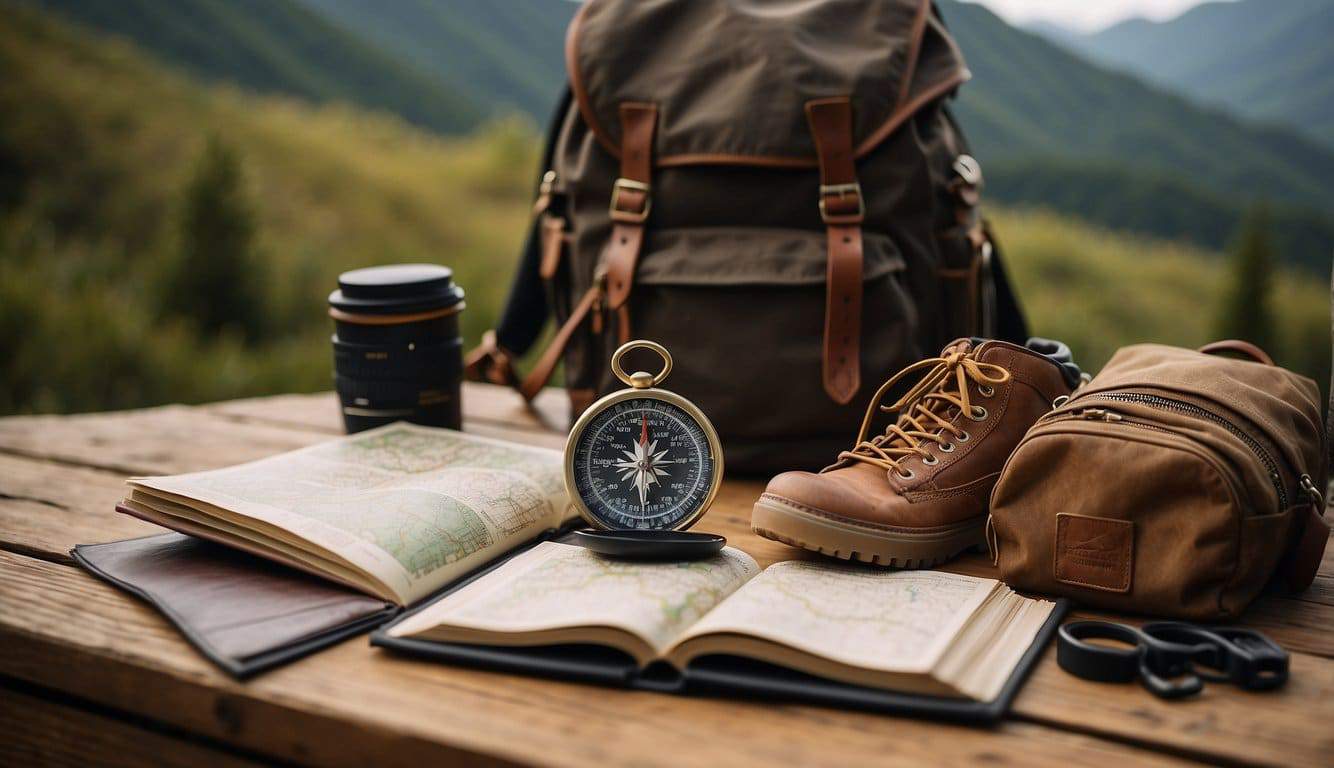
[835,349,1011,475]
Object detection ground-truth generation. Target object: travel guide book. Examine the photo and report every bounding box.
[75,423,574,676]
[375,541,1064,720]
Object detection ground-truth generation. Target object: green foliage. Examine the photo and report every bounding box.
[161,137,268,340]
[1214,205,1278,351]
[985,159,1333,273]
[998,207,1328,396]
[0,5,532,414]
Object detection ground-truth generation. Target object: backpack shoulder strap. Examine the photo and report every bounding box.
[464,87,572,387]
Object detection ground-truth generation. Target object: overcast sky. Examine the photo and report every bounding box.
[966,0,1236,32]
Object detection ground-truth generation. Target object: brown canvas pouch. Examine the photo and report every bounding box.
[989,341,1328,620]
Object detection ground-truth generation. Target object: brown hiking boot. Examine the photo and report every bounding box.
[752,339,1076,567]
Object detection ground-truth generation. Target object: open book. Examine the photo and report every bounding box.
[385,541,1057,703]
[118,423,575,606]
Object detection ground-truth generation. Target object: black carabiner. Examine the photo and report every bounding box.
[1143,623,1289,691]
[1057,620,1204,700]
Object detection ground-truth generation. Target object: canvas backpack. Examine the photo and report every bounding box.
[466,0,1028,473]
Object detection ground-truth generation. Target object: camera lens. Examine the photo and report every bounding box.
[328,264,465,433]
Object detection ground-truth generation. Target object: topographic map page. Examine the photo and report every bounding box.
[132,423,571,605]
[672,563,998,674]
[389,542,760,653]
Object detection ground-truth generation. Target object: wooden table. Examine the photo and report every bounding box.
[1,383,1331,767]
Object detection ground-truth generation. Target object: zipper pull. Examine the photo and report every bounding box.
[1076,408,1123,422]
[1300,474,1325,510]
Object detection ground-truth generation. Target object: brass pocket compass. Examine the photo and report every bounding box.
[564,340,724,533]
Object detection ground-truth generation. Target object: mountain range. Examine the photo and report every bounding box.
[1048,0,1334,151]
[14,0,1333,269]
[20,0,483,134]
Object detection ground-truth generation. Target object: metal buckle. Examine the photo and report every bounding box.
[953,154,983,186]
[609,178,651,223]
[818,182,865,223]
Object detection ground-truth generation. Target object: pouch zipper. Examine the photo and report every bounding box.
[1056,392,1292,509]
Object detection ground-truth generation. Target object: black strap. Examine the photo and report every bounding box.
[493,86,573,356]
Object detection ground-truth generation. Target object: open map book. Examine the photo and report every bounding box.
[117,423,574,606]
[384,541,1057,703]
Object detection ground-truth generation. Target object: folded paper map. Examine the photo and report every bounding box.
[388,541,1056,702]
[119,423,575,605]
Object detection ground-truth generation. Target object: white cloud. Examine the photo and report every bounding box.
[964,0,1238,32]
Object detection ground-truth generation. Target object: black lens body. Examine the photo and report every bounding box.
[329,264,465,434]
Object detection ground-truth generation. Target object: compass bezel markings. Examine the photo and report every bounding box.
[575,398,712,528]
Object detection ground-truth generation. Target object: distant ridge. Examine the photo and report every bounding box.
[296,0,577,121]
[1053,0,1334,151]
[938,0,1334,270]
[19,0,483,134]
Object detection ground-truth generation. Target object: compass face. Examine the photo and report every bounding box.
[568,394,718,530]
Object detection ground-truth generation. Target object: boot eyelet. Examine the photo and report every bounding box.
[922,455,939,466]
[969,406,988,421]
[979,385,995,397]
[957,431,971,443]
[939,442,955,453]
[896,468,915,481]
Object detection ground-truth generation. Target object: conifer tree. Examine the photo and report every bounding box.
[163,137,266,339]
[1215,204,1277,353]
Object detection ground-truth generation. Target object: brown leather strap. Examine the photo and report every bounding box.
[1198,339,1275,366]
[463,330,519,388]
[538,216,564,280]
[805,97,863,405]
[1279,505,1329,592]
[604,102,657,310]
[518,284,601,401]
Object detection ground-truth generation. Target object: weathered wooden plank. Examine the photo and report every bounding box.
[205,384,568,436]
[0,454,151,564]
[0,400,564,477]
[0,685,270,768]
[0,550,1201,768]
[0,405,325,476]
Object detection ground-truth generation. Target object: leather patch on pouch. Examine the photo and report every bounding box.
[1055,513,1133,593]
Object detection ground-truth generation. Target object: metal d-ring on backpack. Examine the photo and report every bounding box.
[466,0,1028,473]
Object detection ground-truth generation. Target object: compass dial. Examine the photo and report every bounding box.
[569,395,718,530]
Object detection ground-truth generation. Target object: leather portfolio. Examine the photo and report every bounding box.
[73,534,398,678]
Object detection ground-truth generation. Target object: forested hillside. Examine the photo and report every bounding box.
[297,0,576,120]
[2,5,1326,416]
[21,0,483,134]
[1,6,532,412]
[937,0,1334,271]
[1069,0,1334,150]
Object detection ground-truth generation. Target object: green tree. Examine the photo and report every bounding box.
[1215,205,1277,352]
[162,137,267,339]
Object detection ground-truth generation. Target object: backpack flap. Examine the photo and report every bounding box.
[567,0,967,164]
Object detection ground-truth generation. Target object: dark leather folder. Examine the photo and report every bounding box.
[73,534,398,678]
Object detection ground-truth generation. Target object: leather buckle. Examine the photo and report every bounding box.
[819,182,864,224]
[609,178,651,223]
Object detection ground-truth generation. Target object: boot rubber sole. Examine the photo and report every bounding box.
[751,495,986,569]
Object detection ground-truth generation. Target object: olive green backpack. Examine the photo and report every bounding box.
[466,0,1027,473]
